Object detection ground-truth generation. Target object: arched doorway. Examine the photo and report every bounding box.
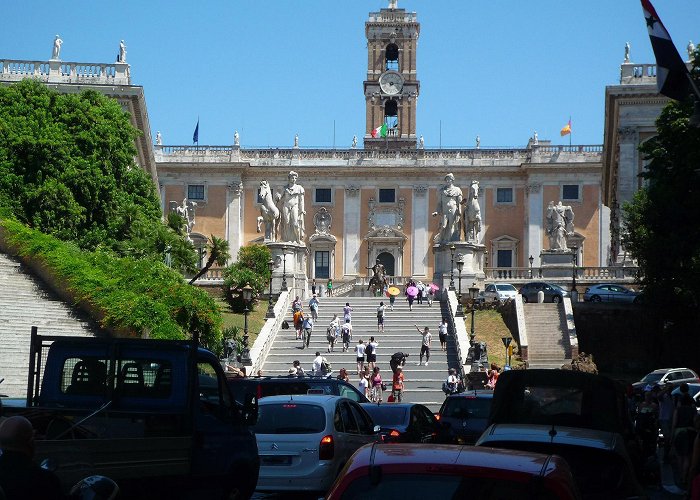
[377,252,395,276]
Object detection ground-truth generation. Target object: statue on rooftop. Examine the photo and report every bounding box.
[419,135,424,149]
[475,135,480,149]
[624,42,631,63]
[155,131,162,145]
[234,130,240,146]
[293,134,299,148]
[389,0,398,9]
[533,131,538,145]
[432,173,463,243]
[352,135,357,148]
[51,35,63,60]
[118,40,127,63]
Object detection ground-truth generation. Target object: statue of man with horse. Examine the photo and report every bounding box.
[367,259,388,294]
[256,180,280,241]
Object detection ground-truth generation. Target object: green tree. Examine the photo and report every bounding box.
[189,235,231,284]
[223,244,272,312]
[622,57,700,323]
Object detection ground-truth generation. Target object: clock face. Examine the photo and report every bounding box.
[379,71,404,95]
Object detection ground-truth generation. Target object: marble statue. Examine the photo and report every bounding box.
[293,134,299,148]
[234,130,240,146]
[256,180,280,241]
[432,173,463,242]
[475,135,480,149]
[155,131,162,145]
[277,171,306,244]
[352,135,357,148]
[624,42,630,63]
[118,40,127,63]
[51,35,63,59]
[389,0,398,9]
[463,180,482,242]
[546,201,575,251]
[533,131,539,145]
[419,135,424,149]
[689,40,696,60]
[172,198,197,242]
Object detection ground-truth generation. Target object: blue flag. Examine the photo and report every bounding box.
[192,119,199,144]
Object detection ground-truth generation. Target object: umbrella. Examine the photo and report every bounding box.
[387,286,401,296]
[406,286,419,297]
[429,283,440,292]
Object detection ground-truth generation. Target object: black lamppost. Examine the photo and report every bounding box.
[456,254,464,317]
[468,286,479,344]
[265,259,275,319]
[280,246,288,291]
[571,246,578,301]
[241,283,253,366]
[529,255,534,279]
[449,244,456,291]
[484,250,489,279]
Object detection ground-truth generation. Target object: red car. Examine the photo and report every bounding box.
[325,443,580,500]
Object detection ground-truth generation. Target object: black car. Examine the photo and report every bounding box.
[227,375,369,406]
[437,390,494,444]
[520,281,570,303]
[360,403,439,443]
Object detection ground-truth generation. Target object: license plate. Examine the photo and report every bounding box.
[262,455,292,466]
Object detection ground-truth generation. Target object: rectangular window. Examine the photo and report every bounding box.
[378,189,395,203]
[562,184,580,201]
[496,188,513,203]
[315,251,330,279]
[188,184,205,201]
[315,188,332,203]
[497,249,512,267]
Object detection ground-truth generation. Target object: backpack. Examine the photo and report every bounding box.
[365,343,375,356]
[442,380,455,395]
[321,359,331,375]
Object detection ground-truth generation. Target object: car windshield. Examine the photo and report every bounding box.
[641,373,664,384]
[363,406,407,426]
[496,285,516,292]
[254,403,326,434]
[442,397,492,419]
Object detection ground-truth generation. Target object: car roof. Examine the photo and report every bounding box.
[479,424,621,451]
[257,394,342,405]
[446,390,494,399]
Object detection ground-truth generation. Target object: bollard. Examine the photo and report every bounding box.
[537,290,545,303]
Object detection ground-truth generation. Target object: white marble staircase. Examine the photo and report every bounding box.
[522,302,572,368]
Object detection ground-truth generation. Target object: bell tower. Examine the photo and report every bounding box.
[364,1,420,149]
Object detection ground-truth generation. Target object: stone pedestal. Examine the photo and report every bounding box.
[433,241,486,291]
[540,250,576,278]
[267,242,309,298]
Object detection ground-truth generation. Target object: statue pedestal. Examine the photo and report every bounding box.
[540,250,576,278]
[267,242,309,298]
[433,242,486,291]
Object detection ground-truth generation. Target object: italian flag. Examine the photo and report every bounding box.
[371,124,388,138]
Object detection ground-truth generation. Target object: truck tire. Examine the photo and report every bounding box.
[223,466,257,500]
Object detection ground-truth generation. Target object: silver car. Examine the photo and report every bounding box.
[254,395,379,493]
[483,283,518,303]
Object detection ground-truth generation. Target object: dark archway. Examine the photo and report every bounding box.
[377,252,395,276]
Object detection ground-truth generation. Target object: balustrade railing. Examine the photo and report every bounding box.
[1,59,130,85]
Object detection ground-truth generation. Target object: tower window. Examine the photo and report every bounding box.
[384,100,398,129]
[385,44,399,71]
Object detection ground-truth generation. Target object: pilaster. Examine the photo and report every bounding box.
[227,181,243,263]
[527,182,543,265]
[412,185,429,276]
[343,186,361,276]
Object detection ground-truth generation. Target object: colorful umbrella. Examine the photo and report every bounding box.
[406,286,419,297]
[429,283,440,292]
[387,286,401,296]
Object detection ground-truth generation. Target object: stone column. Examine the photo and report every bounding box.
[226,181,243,263]
[527,182,543,265]
[412,185,428,277]
[344,186,361,276]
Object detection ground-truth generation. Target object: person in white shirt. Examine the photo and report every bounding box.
[415,324,432,366]
[438,319,449,351]
[376,302,386,333]
[327,314,340,352]
[354,339,366,375]
[312,351,324,376]
[358,371,369,399]
[341,320,353,352]
[444,368,459,394]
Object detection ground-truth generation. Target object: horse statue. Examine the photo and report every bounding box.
[256,180,280,241]
[463,180,482,242]
[366,260,388,295]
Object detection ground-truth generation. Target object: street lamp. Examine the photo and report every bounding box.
[468,286,479,344]
[571,246,578,301]
[484,250,489,278]
[240,283,253,366]
[265,259,275,319]
[529,255,534,279]
[456,254,464,317]
[280,245,288,291]
[449,244,456,291]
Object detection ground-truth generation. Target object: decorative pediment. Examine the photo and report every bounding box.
[366,226,408,242]
[309,232,337,244]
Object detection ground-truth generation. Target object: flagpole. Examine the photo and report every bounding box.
[439,120,442,150]
[333,120,336,149]
[569,116,572,148]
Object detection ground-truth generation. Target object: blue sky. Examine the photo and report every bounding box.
[2,1,698,148]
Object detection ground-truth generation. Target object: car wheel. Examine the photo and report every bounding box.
[591,295,601,302]
[552,295,561,304]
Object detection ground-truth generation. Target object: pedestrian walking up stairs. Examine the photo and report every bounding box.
[261,295,452,412]
[0,251,101,398]
[522,302,573,369]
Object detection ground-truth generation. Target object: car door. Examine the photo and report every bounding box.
[413,406,437,443]
[348,401,378,446]
[335,401,366,462]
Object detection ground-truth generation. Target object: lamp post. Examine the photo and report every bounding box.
[449,244,456,291]
[265,259,275,319]
[280,245,288,291]
[571,246,578,301]
[468,286,479,345]
[456,254,464,317]
[529,255,534,279]
[240,283,253,366]
[484,250,489,279]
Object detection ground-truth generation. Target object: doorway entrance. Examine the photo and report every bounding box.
[377,252,395,276]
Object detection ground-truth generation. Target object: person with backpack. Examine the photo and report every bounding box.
[327,314,340,352]
[308,294,319,321]
[442,368,460,395]
[366,336,378,371]
[376,302,386,333]
[293,309,304,340]
[302,315,314,349]
[340,319,353,352]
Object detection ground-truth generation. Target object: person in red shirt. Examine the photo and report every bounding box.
[392,367,405,403]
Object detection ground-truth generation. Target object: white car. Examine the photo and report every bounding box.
[254,395,379,493]
[483,283,518,303]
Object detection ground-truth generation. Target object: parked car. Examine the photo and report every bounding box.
[583,283,641,303]
[631,367,700,394]
[227,375,369,406]
[476,369,645,499]
[520,281,570,303]
[437,390,494,444]
[672,383,700,406]
[253,395,379,494]
[483,283,518,303]
[360,403,439,443]
[325,443,581,500]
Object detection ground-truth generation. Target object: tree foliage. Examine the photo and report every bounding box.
[223,244,272,312]
[622,57,700,321]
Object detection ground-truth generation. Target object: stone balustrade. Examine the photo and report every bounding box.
[0,59,130,86]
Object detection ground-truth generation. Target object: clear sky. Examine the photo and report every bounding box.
[2,1,698,149]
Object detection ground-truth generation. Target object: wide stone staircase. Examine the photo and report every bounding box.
[523,302,572,369]
[0,251,101,398]
[261,295,455,411]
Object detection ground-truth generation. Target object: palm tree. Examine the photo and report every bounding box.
[189,235,230,284]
